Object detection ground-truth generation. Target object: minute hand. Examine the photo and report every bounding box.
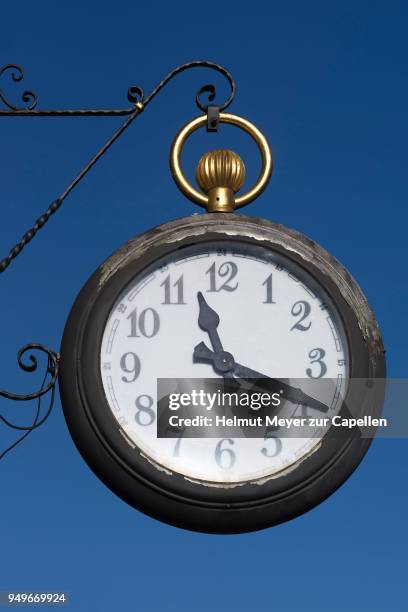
[232,361,329,413]
[193,342,329,414]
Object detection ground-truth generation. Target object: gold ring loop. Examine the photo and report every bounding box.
[169,113,273,209]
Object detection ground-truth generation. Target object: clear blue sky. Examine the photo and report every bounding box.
[1,1,407,610]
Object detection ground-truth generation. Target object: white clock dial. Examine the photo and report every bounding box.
[100,240,348,484]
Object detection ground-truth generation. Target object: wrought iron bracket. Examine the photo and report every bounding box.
[0,60,236,458]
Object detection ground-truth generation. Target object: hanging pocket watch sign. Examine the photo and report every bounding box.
[59,110,385,534]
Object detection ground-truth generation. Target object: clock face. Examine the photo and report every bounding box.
[100,239,349,484]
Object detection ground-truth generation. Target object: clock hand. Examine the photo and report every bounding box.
[197,291,224,354]
[235,365,330,414]
[193,341,236,375]
[193,342,329,414]
[196,292,235,379]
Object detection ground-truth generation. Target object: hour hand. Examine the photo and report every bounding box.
[197,291,224,354]
[197,291,220,332]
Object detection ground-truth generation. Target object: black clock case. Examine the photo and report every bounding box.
[59,214,386,534]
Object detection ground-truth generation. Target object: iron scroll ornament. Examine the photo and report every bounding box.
[0,61,235,115]
[0,345,60,459]
[0,60,236,458]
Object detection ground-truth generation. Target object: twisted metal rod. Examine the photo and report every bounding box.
[0,60,235,273]
[0,61,235,114]
[0,60,236,458]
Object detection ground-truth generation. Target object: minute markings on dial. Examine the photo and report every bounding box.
[100,241,348,485]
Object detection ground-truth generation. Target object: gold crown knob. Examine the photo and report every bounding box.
[195,149,246,212]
